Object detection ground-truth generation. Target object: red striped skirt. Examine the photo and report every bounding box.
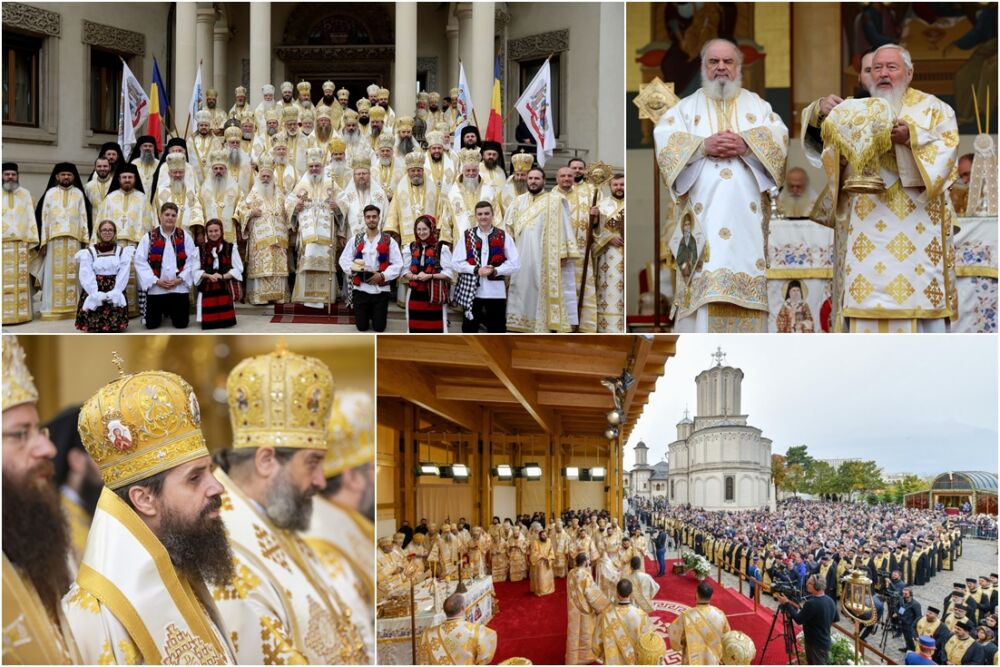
[407,287,444,333]
[200,280,237,329]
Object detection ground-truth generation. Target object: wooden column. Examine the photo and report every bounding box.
[402,404,416,523]
[479,410,493,526]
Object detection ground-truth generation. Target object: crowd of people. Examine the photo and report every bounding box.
[2,335,376,663]
[652,498,999,664]
[2,81,625,333]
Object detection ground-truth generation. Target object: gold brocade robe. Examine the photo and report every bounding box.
[566,567,611,665]
[3,555,80,664]
[39,186,89,320]
[507,535,528,582]
[384,179,443,247]
[211,470,371,665]
[442,179,505,246]
[467,535,491,579]
[84,177,112,219]
[944,634,976,665]
[156,183,207,235]
[301,496,375,605]
[335,182,390,240]
[593,195,625,332]
[100,189,156,244]
[428,538,462,580]
[2,186,37,324]
[190,134,219,182]
[370,157,405,199]
[625,571,660,613]
[591,602,653,665]
[505,191,581,332]
[416,618,498,665]
[235,185,291,304]
[200,179,241,243]
[377,547,407,598]
[285,174,339,305]
[479,164,506,190]
[63,489,235,665]
[529,540,556,596]
[668,602,730,665]
[550,530,571,577]
[490,530,509,582]
[424,154,458,194]
[803,88,959,332]
[563,183,599,332]
[131,158,158,193]
[60,492,91,570]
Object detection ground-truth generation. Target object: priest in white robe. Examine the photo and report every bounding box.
[654,38,788,333]
[506,167,580,332]
[286,148,339,307]
[2,163,38,324]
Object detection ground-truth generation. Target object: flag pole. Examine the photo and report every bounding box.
[183,58,203,142]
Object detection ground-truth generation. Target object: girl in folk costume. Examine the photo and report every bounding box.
[194,219,243,329]
[403,215,453,332]
[74,220,133,332]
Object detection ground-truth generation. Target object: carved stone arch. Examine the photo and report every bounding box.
[282,3,395,45]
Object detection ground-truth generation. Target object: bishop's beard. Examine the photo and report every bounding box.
[700,70,743,101]
[257,181,276,199]
[398,136,416,155]
[316,125,332,143]
[463,177,479,193]
[170,179,185,196]
[141,151,156,166]
[869,80,906,115]
[228,148,242,166]
[309,172,324,186]
[264,466,316,531]
[372,126,382,139]
[209,173,228,192]
[157,495,234,586]
[2,467,72,617]
[3,180,18,192]
[513,180,527,195]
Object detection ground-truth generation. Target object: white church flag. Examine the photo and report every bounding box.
[187,61,203,133]
[117,59,149,159]
[452,62,476,152]
[514,58,556,167]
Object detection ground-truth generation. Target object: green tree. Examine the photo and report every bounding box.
[784,463,808,497]
[810,460,840,497]
[838,460,885,502]
[785,445,814,472]
[772,454,787,501]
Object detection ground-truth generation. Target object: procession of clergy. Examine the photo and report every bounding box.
[377,512,736,664]
[1,335,377,664]
[3,78,625,333]
[653,38,973,333]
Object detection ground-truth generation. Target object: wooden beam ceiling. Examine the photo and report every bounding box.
[465,337,560,434]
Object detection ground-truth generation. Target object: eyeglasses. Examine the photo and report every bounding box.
[2,425,50,445]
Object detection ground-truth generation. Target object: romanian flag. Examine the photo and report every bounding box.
[148,58,171,151]
[485,55,503,143]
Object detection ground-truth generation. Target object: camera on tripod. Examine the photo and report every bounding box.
[772,582,801,604]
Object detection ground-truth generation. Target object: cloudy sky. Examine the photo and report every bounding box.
[624,335,998,477]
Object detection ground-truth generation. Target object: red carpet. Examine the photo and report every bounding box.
[269,302,356,324]
[487,559,789,665]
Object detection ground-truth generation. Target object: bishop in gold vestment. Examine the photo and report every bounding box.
[591,582,654,665]
[529,532,556,596]
[416,594,498,665]
[566,555,611,664]
[2,165,37,324]
[235,158,291,304]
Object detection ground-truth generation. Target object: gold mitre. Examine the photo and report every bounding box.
[165,152,187,171]
[205,88,218,99]
[280,81,294,94]
[224,125,242,142]
[343,109,360,124]
[434,121,450,133]
[296,81,311,95]
[429,91,441,104]
[417,91,429,103]
[269,132,288,150]
[257,155,276,175]
[821,97,893,194]
[2,335,38,412]
[210,149,228,167]
[299,108,315,122]
[356,98,372,113]
[404,150,426,169]
[329,137,347,153]
[395,116,414,131]
[264,108,280,123]
[337,87,350,100]
[323,390,374,478]
[637,632,667,665]
[226,344,334,450]
[721,630,756,665]
[425,131,445,148]
[378,88,390,99]
[459,147,482,166]
[234,85,247,97]
[376,133,396,151]
[352,155,371,170]
[306,147,325,166]
[78,359,209,490]
[322,80,335,93]
[315,106,332,121]
[281,105,299,122]
[449,87,461,98]
[369,106,387,122]
[195,109,211,124]
[511,152,533,174]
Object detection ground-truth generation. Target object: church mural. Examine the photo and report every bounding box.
[841,2,997,133]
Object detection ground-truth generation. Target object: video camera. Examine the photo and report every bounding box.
[771,581,802,604]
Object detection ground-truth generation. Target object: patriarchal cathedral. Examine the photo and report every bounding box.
[637,348,774,511]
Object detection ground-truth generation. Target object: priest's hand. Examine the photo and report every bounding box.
[819,95,844,118]
[611,235,624,247]
[590,205,601,217]
[891,122,910,146]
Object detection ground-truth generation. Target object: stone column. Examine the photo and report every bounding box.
[445,17,460,90]
[196,4,215,99]
[393,1,417,117]
[249,2,271,107]
[456,3,473,93]
[174,2,197,130]
[468,2,494,124]
[213,15,229,101]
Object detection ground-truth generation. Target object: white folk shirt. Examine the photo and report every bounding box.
[134,226,198,295]
[451,225,520,299]
[338,231,404,294]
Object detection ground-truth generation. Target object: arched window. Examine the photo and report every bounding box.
[725,475,735,502]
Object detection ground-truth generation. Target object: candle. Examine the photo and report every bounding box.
[972,85,983,135]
